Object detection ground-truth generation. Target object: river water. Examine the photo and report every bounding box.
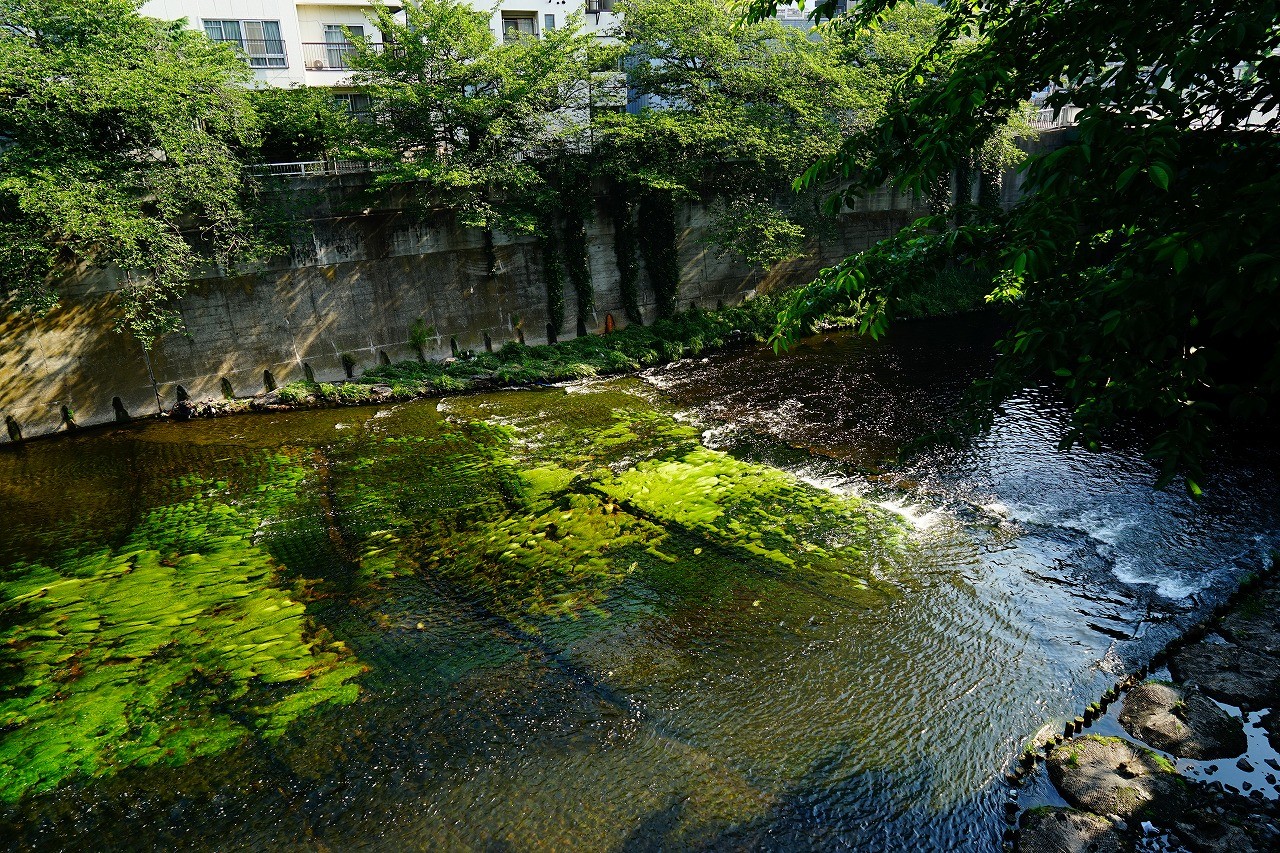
[1,316,1277,851]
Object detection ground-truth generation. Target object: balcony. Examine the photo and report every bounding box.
[209,37,288,69]
[301,42,382,72]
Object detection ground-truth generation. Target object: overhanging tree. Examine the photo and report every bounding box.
[0,0,275,342]
[347,0,593,238]
[748,0,1280,490]
[598,0,866,268]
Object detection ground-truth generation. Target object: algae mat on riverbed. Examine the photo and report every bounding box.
[0,456,364,802]
[0,382,906,807]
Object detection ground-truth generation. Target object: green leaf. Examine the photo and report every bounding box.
[1116,165,1141,191]
[1149,162,1172,191]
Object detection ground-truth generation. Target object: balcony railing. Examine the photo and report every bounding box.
[247,160,380,178]
[1030,106,1080,130]
[209,37,288,68]
[301,42,382,71]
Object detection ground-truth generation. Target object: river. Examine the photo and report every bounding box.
[1,315,1276,851]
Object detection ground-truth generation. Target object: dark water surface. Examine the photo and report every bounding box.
[2,316,1277,851]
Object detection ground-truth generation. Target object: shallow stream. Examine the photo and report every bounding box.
[2,316,1277,851]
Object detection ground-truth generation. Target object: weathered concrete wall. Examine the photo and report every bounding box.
[1,178,920,441]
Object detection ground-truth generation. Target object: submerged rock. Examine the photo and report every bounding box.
[1169,642,1280,707]
[1047,736,1183,819]
[1017,807,1126,853]
[1119,682,1246,759]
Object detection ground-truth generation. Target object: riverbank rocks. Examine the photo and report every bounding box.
[1169,641,1280,707]
[1171,810,1265,853]
[1118,682,1246,759]
[1217,588,1280,653]
[1018,807,1125,853]
[1263,710,1280,754]
[1046,736,1183,819]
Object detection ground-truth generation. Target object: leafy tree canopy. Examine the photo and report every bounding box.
[597,0,867,265]
[747,0,1280,490]
[347,0,593,235]
[251,86,358,163]
[0,0,276,342]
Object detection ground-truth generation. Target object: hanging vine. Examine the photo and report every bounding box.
[539,214,565,340]
[563,205,594,337]
[638,190,679,319]
[608,183,643,324]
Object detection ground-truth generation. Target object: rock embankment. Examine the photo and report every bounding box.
[1015,578,1280,853]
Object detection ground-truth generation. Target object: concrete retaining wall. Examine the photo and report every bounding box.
[1,177,920,441]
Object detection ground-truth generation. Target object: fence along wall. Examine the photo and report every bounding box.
[0,176,921,442]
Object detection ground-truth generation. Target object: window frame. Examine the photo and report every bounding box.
[202,19,288,69]
[501,12,537,43]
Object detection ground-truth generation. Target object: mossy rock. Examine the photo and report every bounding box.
[1217,588,1280,651]
[1119,682,1246,759]
[1047,736,1184,820]
[1169,641,1280,707]
[1018,807,1128,853]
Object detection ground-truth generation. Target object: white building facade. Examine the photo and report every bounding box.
[139,0,619,90]
[139,1,395,88]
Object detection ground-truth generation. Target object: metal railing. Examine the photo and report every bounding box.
[249,102,1077,180]
[247,160,380,177]
[1030,105,1080,130]
[301,42,382,71]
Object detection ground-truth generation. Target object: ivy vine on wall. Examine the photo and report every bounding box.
[638,191,679,319]
[539,215,565,340]
[608,185,643,324]
[563,206,594,337]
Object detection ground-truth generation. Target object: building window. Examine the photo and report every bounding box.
[204,20,287,68]
[544,14,555,31]
[322,24,363,70]
[501,13,536,42]
[333,93,372,117]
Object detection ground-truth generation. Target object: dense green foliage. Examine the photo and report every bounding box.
[347,0,591,235]
[752,0,1280,488]
[0,0,277,341]
[597,0,861,266]
[250,86,357,162]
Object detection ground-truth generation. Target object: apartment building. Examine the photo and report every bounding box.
[491,0,617,43]
[139,1,397,88]
[139,1,619,90]
[774,1,848,30]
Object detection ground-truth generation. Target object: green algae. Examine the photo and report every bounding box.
[447,389,904,580]
[597,444,894,575]
[0,376,907,807]
[422,492,663,631]
[350,387,906,633]
[0,456,364,803]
